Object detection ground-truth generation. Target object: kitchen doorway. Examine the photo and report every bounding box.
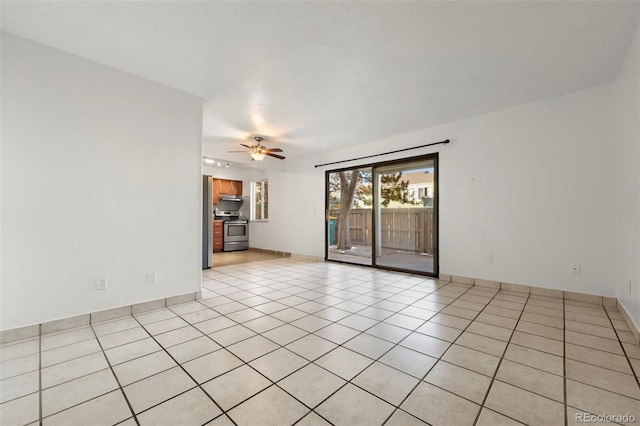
[325,154,438,276]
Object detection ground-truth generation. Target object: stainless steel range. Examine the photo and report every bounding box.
[214,210,249,252]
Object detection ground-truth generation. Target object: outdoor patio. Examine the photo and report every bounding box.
[329,245,434,274]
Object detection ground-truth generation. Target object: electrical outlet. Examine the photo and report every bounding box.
[147,272,157,284]
[570,264,580,275]
[96,277,108,291]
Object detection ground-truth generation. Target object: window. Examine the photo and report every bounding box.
[251,180,268,221]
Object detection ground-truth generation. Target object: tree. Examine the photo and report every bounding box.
[331,170,411,250]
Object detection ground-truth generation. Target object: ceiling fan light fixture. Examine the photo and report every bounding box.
[203,158,215,164]
[251,152,265,161]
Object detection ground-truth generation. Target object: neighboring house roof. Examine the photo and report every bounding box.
[399,171,434,185]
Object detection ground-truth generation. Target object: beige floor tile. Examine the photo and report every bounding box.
[353,362,419,405]
[154,326,202,348]
[515,321,564,341]
[169,301,208,316]
[564,311,610,327]
[489,299,525,312]
[291,315,333,333]
[41,351,108,389]
[0,353,39,380]
[97,327,149,350]
[622,342,640,360]
[182,349,243,384]
[296,411,332,426]
[103,337,162,366]
[476,312,518,330]
[378,345,437,379]
[496,359,564,402]
[441,344,501,377]
[270,308,308,322]
[385,410,429,426]
[335,314,377,332]
[193,316,237,335]
[279,363,346,408]
[124,366,195,413]
[402,382,480,425]
[565,331,624,355]
[510,331,563,356]
[400,332,451,358]
[0,339,39,363]
[485,381,564,426]
[314,323,360,345]
[565,343,631,374]
[316,383,394,426]
[228,385,309,426]
[134,308,176,325]
[566,359,640,399]
[416,321,463,342]
[467,321,513,341]
[455,331,507,357]
[0,392,39,426]
[314,307,352,322]
[503,344,563,376]
[0,371,40,403]
[429,313,472,330]
[42,390,131,426]
[113,350,176,386]
[519,312,564,329]
[166,336,220,364]
[440,305,478,320]
[41,327,95,352]
[365,322,412,343]
[242,316,286,334]
[91,317,139,337]
[262,324,308,346]
[42,368,118,416]
[227,335,279,362]
[315,347,373,380]
[523,305,564,319]
[181,308,220,324]
[425,361,492,404]
[41,339,102,368]
[201,365,270,410]
[343,333,394,359]
[476,408,525,425]
[249,347,308,382]
[137,388,221,425]
[208,324,256,346]
[565,320,617,340]
[566,379,640,424]
[451,299,486,312]
[286,335,337,361]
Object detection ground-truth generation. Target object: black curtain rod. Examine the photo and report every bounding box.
[314,139,450,168]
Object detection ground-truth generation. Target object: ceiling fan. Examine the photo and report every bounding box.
[228,136,285,161]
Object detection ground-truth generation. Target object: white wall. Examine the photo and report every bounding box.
[614,25,640,328]
[1,34,203,330]
[254,84,618,299]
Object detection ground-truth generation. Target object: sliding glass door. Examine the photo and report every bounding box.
[326,167,373,266]
[374,158,437,274]
[325,155,437,276]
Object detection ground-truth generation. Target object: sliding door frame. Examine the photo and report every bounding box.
[324,153,439,277]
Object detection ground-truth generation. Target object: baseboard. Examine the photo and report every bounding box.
[439,273,639,344]
[0,290,201,345]
[248,247,291,257]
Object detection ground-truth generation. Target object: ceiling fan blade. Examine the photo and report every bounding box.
[267,153,286,160]
[265,148,283,153]
[240,144,253,149]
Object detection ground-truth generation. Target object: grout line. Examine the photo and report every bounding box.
[470,292,532,426]
[88,323,140,426]
[601,307,640,391]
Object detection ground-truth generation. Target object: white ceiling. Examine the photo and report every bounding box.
[2,1,638,166]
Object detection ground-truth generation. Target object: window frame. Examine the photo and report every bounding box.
[251,179,269,221]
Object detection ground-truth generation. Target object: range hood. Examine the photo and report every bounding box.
[219,194,243,202]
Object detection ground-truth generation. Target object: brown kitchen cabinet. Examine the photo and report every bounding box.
[213,220,223,252]
[212,179,243,204]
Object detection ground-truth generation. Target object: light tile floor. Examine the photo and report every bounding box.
[1,259,640,425]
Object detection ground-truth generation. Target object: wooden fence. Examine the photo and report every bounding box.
[330,208,434,254]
